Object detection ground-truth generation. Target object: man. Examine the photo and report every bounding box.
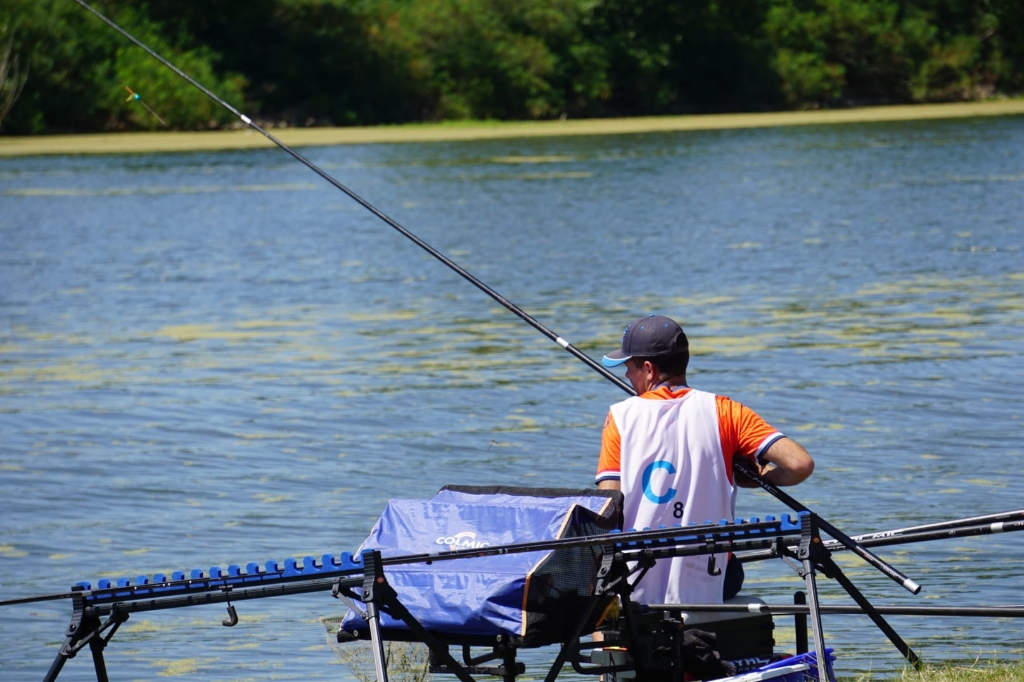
[596,315,814,606]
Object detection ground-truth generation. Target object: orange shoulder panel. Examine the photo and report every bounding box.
[596,410,621,479]
[716,394,779,475]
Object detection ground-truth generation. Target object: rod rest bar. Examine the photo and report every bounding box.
[74,552,364,606]
[66,513,805,616]
[610,514,804,553]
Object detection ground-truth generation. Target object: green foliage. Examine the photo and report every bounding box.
[990,0,1024,90]
[2,0,107,132]
[582,0,780,114]
[0,18,28,128]
[766,0,920,106]
[0,0,245,133]
[372,0,601,120]
[108,7,247,130]
[772,49,846,106]
[765,0,1023,107]
[127,0,407,125]
[1,0,1022,132]
[904,0,1011,101]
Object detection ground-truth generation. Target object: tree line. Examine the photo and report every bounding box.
[1,0,1022,134]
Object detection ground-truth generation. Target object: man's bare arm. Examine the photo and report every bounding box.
[759,437,814,486]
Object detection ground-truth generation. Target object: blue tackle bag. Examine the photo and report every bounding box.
[340,485,623,646]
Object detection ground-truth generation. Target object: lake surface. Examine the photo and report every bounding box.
[1,115,1023,681]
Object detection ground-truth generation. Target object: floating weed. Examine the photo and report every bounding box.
[0,543,28,558]
[320,616,432,682]
[489,155,575,164]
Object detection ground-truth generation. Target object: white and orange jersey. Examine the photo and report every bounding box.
[595,386,783,605]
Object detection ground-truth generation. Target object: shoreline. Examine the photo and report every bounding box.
[2,100,1023,158]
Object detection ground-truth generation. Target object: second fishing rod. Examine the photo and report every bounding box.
[75,0,920,598]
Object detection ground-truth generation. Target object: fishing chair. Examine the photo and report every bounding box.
[332,485,622,681]
[331,485,795,682]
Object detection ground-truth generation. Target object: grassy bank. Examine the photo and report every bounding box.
[2,100,1024,158]
[853,660,1024,682]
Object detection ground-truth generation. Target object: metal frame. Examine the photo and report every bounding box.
[42,509,1024,681]
[335,514,817,682]
[42,514,806,681]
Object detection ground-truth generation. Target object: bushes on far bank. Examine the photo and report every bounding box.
[1,0,1022,134]
[1,0,248,133]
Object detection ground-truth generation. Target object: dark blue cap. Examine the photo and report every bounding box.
[602,315,688,368]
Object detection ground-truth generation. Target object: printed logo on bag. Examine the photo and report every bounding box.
[436,531,491,550]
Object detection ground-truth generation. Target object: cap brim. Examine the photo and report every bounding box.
[602,350,631,368]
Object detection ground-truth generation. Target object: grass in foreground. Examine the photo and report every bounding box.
[320,615,1023,682]
[850,660,1024,682]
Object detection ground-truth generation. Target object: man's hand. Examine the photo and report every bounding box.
[733,458,769,488]
[737,438,815,487]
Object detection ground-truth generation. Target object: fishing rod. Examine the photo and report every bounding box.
[20,507,1012,611]
[73,0,628,395]
[833,507,1024,542]
[0,515,802,610]
[651,603,1024,618]
[733,458,920,594]
[74,0,917,598]
[739,509,1024,563]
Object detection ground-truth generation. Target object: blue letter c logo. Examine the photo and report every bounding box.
[642,460,677,504]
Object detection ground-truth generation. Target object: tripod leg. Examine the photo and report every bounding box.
[88,624,111,682]
[364,597,390,682]
[44,602,89,682]
[794,591,808,655]
[824,557,922,671]
[43,645,72,682]
[362,577,389,682]
[801,559,831,679]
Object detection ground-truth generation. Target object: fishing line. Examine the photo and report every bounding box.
[124,86,168,127]
[75,0,920,597]
[74,0,626,394]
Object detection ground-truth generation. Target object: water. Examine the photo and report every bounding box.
[1,116,1023,680]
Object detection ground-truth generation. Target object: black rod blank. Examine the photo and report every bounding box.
[740,516,1024,563]
[649,603,1024,618]
[72,0,631,395]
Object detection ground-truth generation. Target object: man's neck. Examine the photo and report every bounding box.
[654,374,688,390]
